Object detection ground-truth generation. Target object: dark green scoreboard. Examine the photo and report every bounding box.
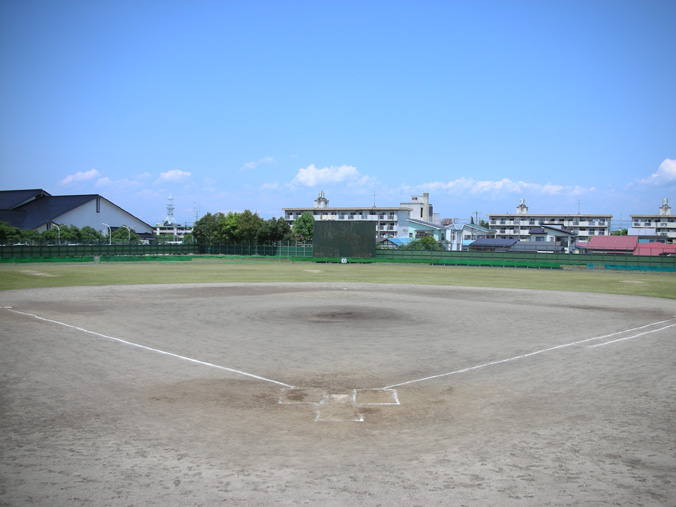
[313,221,376,258]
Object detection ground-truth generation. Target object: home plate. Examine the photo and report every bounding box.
[316,393,364,422]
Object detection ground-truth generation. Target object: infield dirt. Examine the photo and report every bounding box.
[1,283,675,505]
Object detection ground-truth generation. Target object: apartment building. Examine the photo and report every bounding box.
[153,195,193,243]
[488,199,612,243]
[630,198,676,240]
[283,192,437,238]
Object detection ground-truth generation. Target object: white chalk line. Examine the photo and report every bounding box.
[383,318,676,389]
[588,323,676,348]
[5,308,293,388]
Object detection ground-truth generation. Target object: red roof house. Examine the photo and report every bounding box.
[584,236,639,253]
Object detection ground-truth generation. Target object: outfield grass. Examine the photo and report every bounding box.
[1,259,675,299]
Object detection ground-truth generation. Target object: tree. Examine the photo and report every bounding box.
[0,221,21,245]
[41,227,59,244]
[612,229,628,236]
[111,226,140,244]
[293,212,314,242]
[80,226,104,244]
[192,212,221,244]
[218,212,239,243]
[403,235,443,251]
[479,219,490,230]
[60,225,82,244]
[234,210,264,243]
[257,217,293,244]
[20,229,42,245]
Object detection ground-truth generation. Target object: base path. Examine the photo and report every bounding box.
[1,283,674,505]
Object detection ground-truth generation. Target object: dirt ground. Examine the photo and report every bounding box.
[1,282,675,506]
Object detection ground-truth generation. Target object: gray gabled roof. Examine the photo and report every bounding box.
[469,238,518,248]
[529,225,574,236]
[510,241,562,253]
[407,218,445,230]
[0,189,51,210]
[1,190,153,231]
[10,194,100,229]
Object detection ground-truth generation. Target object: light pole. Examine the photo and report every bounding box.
[122,225,131,243]
[52,223,61,245]
[102,223,111,245]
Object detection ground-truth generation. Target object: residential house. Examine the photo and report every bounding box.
[523,224,575,253]
[468,238,518,252]
[576,236,639,254]
[406,218,446,244]
[445,223,494,251]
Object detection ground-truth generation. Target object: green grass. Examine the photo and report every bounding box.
[1,259,675,299]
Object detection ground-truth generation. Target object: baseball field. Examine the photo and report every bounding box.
[1,261,674,505]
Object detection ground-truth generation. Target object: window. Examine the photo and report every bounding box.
[96,197,101,213]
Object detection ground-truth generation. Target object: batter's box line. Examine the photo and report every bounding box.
[278,388,400,406]
[279,388,400,422]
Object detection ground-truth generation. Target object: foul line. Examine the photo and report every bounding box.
[383,318,676,389]
[588,323,676,348]
[4,308,293,388]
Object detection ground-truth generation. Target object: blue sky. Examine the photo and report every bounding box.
[1,0,675,228]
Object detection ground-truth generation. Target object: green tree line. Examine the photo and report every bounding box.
[190,210,314,244]
[0,222,140,246]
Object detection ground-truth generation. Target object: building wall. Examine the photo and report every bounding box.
[630,216,676,239]
[284,207,410,239]
[488,214,611,243]
[283,193,438,239]
[154,224,193,240]
[39,198,153,234]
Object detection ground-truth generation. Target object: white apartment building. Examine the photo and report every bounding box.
[283,192,437,238]
[154,195,193,242]
[488,199,612,243]
[630,198,676,240]
[400,193,440,223]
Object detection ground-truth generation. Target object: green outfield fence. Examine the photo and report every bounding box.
[367,249,676,272]
[1,243,674,272]
[0,243,314,261]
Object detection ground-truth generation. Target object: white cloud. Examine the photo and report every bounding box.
[158,169,191,182]
[239,156,276,172]
[635,158,676,185]
[290,164,364,187]
[260,182,280,190]
[95,177,143,189]
[60,169,100,185]
[420,177,594,197]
